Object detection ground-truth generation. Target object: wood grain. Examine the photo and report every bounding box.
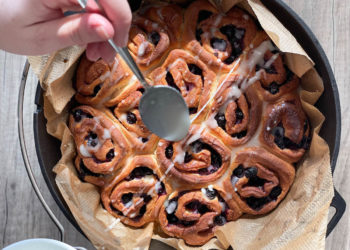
[0,0,348,249]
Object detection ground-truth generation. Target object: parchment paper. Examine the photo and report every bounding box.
[28,0,334,249]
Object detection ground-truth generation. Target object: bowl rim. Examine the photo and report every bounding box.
[31,0,342,242]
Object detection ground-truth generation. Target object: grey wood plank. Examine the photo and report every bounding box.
[0,0,349,249]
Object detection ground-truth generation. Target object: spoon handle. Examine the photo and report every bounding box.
[108,42,151,89]
[77,0,150,89]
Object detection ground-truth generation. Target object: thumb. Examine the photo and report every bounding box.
[30,13,114,53]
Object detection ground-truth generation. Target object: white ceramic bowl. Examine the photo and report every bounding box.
[3,238,76,250]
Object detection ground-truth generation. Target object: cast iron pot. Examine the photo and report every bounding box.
[28,0,346,247]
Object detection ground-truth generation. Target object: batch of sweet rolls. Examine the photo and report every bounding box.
[68,0,311,246]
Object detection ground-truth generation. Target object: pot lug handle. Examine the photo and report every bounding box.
[18,61,89,250]
[327,188,346,237]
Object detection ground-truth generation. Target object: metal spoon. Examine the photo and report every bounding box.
[77,0,190,141]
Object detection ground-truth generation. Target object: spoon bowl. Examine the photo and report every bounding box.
[139,85,190,141]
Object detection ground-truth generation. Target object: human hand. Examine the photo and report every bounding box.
[0,0,132,62]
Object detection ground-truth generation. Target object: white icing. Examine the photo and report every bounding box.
[79,144,92,157]
[103,129,111,140]
[143,175,155,183]
[130,213,137,218]
[201,188,207,196]
[205,114,218,129]
[155,181,162,194]
[124,200,133,209]
[264,53,279,68]
[231,176,239,187]
[219,201,226,212]
[137,42,148,57]
[166,201,177,214]
[208,184,214,191]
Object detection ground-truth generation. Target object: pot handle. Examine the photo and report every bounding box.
[327,188,346,237]
[18,61,83,247]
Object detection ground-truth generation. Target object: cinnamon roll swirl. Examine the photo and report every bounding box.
[105,81,159,153]
[69,106,130,186]
[223,147,295,215]
[128,5,182,71]
[101,155,170,227]
[74,54,131,106]
[159,188,237,245]
[150,49,216,118]
[255,50,299,102]
[260,94,311,162]
[205,74,262,147]
[156,125,230,184]
[183,1,257,72]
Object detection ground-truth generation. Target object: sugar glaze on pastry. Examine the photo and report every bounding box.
[69,0,311,246]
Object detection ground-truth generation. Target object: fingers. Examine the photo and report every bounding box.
[30,12,114,54]
[99,0,132,47]
[86,42,116,62]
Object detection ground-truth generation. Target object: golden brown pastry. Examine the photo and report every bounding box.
[105,81,159,154]
[254,50,300,102]
[74,54,131,106]
[101,155,171,227]
[66,0,313,246]
[223,147,295,215]
[183,1,257,72]
[259,94,311,162]
[128,4,183,71]
[205,73,262,147]
[158,188,239,246]
[156,125,231,184]
[69,106,130,186]
[149,49,216,119]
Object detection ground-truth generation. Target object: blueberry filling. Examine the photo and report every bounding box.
[204,188,217,200]
[269,186,282,200]
[186,201,210,214]
[92,84,101,97]
[184,152,193,163]
[231,130,247,139]
[247,175,267,188]
[121,193,133,204]
[261,67,295,95]
[271,123,310,150]
[188,140,222,175]
[219,25,245,63]
[78,160,102,180]
[214,214,227,226]
[268,82,279,94]
[215,113,226,130]
[195,28,204,42]
[197,10,213,24]
[166,71,181,92]
[233,165,244,178]
[244,167,258,178]
[165,145,174,159]
[141,137,148,143]
[140,194,152,203]
[189,107,198,114]
[235,108,244,123]
[126,166,154,180]
[157,182,167,195]
[106,149,115,161]
[72,109,93,122]
[148,31,160,46]
[85,132,98,147]
[245,185,282,210]
[210,38,227,52]
[126,112,137,124]
[188,64,204,83]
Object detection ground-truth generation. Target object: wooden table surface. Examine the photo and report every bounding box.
[0,0,349,249]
